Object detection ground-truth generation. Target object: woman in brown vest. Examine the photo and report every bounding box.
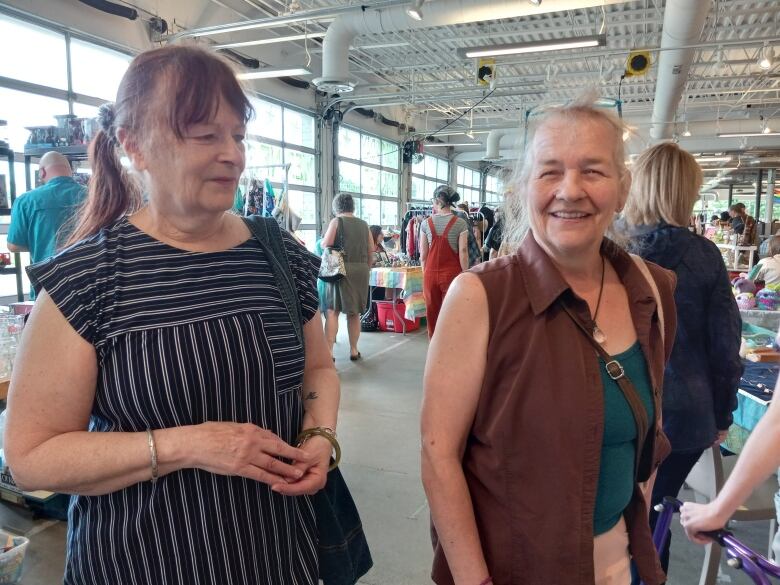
[420,98,676,585]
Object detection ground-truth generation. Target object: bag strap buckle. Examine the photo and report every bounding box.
[605,360,625,380]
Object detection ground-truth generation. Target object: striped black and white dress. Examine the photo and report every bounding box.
[27,217,322,585]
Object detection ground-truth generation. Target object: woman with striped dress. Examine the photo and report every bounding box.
[3,45,340,585]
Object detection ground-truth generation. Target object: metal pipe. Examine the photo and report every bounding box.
[170,0,409,40]
[316,0,628,91]
[649,0,716,139]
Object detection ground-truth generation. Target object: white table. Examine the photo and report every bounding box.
[716,243,758,272]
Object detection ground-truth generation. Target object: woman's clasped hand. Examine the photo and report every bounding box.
[191,422,330,495]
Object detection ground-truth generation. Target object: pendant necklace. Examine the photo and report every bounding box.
[592,256,607,345]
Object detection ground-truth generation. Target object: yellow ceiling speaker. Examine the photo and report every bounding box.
[625,50,651,77]
[477,58,496,86]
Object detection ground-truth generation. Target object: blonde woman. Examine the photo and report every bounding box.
[421,98,676,585]
[622,142,741,581]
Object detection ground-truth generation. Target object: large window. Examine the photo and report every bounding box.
[410,154,449,205]
[0,12,132,299]
[485,174,505,204]
[456,165,482,205]
[245,97,318,251]
[337,127,400,227]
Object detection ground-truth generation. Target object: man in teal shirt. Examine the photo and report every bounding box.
[7,151,87,298]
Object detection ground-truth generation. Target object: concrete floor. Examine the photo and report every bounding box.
[1,321,776,584]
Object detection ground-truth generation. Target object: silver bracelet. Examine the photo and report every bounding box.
[146,429,159,484]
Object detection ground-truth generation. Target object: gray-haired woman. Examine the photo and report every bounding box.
[321,193,373,360]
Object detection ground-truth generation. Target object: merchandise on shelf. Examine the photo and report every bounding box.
[24,114,97,151]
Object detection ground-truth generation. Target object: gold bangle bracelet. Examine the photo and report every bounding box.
[146,429,159,484]
[295,427,341,471]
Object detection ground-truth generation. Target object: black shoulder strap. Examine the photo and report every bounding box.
[242,216,304,346]
[559,300,649,481]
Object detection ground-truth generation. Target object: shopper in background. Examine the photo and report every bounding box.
[730,202,757,246]
[369,224,389,265]
[7,151,87,298]
[420,185,469,337]
[321,193,372,361]
[484,206,504,260]
[3,45,340,585]
[421,98,676,585]
[749,235,780,286]
[622,142,741,581]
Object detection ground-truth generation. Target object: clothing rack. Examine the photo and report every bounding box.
[240,163,291,217]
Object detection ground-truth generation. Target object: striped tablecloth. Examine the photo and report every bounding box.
[369,267,426,320]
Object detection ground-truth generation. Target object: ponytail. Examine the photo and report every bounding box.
[66,127,141,246]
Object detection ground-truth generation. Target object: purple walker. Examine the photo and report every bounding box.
[643,497,780,584]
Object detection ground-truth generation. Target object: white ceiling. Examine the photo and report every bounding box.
[171,0,780,167]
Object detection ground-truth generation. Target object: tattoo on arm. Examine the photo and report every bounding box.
[304,391,319,400]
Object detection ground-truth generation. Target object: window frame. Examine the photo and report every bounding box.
[336,124,401,228]
[410,154,450,204]
[244,95,320,242]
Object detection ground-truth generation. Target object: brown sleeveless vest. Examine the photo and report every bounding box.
[430,234,674,585]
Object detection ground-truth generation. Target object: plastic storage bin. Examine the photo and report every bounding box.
[0,531,29,584]
[376,300,420,333]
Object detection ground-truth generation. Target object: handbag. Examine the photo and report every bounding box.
[242,216,373,585]
[360,301,379,332]
[319,217,347,282]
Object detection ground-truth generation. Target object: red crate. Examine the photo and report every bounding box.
[376,300,420,333]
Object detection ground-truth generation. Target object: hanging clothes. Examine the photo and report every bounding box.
[263,179,276,217]
[407,218,417,258]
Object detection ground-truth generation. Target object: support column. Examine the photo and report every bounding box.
[754,168,764,221]
[768,168,777,235]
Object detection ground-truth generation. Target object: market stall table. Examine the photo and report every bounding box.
[723,361,778,454]
[369,267,425,335]
[740,308,780,332]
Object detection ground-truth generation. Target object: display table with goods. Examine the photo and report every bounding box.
[716,242,758,273]
[368,266,425,334]
[729,275,780,332]
[723,323,779,454]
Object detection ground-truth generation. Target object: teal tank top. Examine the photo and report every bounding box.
[593,341,654,536]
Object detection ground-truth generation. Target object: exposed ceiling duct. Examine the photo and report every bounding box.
[76,0,138,20]
[313,0,629,93]
[649,0,711,140]
[484,130,510,161]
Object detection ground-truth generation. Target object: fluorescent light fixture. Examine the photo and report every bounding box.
[237,67,312,80]
[214,32,326,50]
[406,0,424,21]
[702,167,739,172]
[694,156,732,163]
[717,131,780,137]
[425,142,481,147]
[458,34,606,59]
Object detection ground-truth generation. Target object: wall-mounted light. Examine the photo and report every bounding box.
[237,67,312,79]
[457,34,606,59]
[406,0,424,21]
